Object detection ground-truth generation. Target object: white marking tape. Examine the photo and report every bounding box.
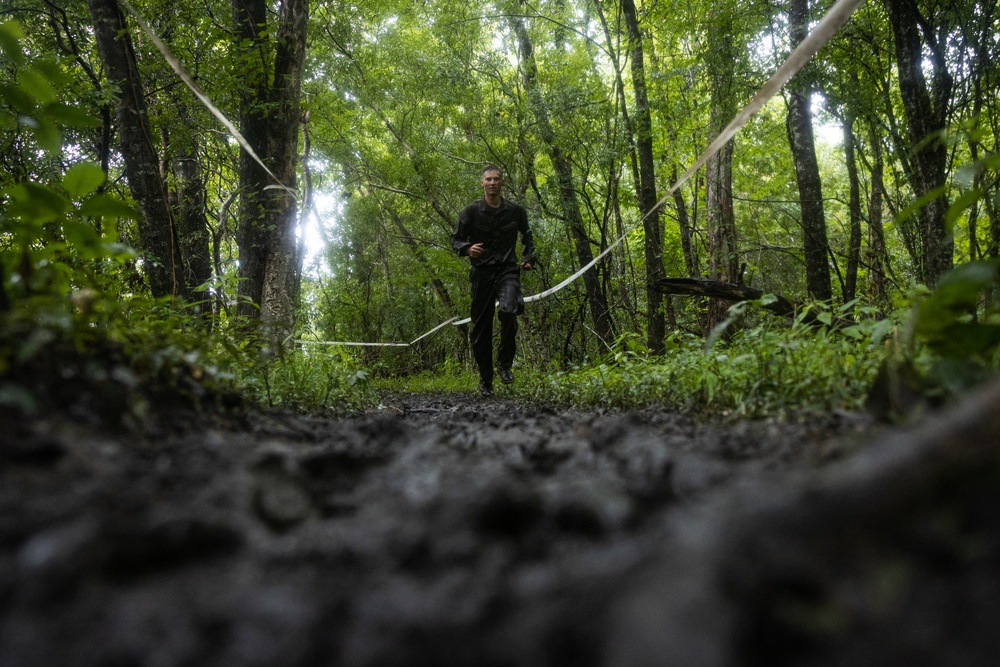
[119,1,298,200]
[131,0,866,347]
[298,340,410,347]
[452,0,867,331]
[409,317,459,344]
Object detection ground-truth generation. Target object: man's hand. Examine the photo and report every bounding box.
[520,261,533,271]
[467,243,485,258]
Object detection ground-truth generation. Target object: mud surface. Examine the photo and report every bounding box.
[2,390,999,666]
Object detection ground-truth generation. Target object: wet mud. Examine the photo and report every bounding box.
[2,387,999,666]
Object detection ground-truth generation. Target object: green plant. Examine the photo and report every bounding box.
[904,259,1000,397]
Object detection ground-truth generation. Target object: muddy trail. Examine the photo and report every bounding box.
[3,386,1000,667]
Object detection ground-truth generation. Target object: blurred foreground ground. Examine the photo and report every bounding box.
[2,387,999,666]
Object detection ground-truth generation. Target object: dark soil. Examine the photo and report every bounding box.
[3,386,1000,666]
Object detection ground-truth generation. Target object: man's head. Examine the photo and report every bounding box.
[481,165,503,200]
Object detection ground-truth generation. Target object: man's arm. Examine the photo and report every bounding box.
[451,206,474,257]
[518,206,536,269]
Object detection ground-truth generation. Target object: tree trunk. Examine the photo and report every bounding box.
[843,116,862,303]
[387,211,457,314]
[233,0,308,346]
[87,0,179,298]
[787,0,832,301]
[704,3,739,333]
[652,277,850,329]
[232,0,270,321]
[671,164,699,278]
[164,116,213,304]
[622,0,666,353]
[512,16,614,346]
[884,0,954,286]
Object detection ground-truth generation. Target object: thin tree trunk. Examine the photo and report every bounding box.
[787,0,831,301]
[671,164,698,277]
[865,122,890,306]
[843,116,862,303]
[386,211,456,313]
[512,15,614,346]
[622,0,666,353]
[705,2,739,333]
[884,0,954,286]
[87,0,179,298]
[233,0,308,346]
[233,0,271,321]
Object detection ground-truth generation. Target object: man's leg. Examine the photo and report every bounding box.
[470,267,497,392]
[496,267,522,380]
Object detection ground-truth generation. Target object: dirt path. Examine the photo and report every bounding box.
[2,390,998,666]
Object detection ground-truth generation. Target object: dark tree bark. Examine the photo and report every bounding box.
[704,3,739,333]
[512,16,614,346]
[652,277,850,329]
[671,164,699,278]
[386,211,457,314]
[233,0,308,345]
[843,116,862,303]
[87,0,180,298]
[621,0,666,353]
[164,120,213,303]
[232,0,270,321]
[787,0,832,301]
[884,0,954,286]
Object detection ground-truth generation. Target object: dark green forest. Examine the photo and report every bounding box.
[2,0,1000,418]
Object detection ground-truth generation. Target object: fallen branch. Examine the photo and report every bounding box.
[651,277,849,328]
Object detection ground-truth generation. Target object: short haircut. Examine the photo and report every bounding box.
[481,165,502,177]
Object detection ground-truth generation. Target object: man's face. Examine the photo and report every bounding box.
[481,169,502,197]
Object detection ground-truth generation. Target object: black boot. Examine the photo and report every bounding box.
[479,378,494,397]
[497,367,514,385]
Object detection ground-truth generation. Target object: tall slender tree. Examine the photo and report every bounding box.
[705,1,739,330]
[511,14,615,346]
[621,0,667,353]
[883,0,953,286]
[787,0,832,301]
[87,0,180,298]
[232,0,309,345]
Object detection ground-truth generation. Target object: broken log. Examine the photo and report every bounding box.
[651,277,848,328]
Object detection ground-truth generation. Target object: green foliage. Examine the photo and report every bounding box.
[236,346,376,414]
[0,292,235,422]
[380,355,469,394]
[0,288,376,422]
[1,21,137,302]
[900,259,1000,398]
[0,21,372,423]
[512,316,887,418]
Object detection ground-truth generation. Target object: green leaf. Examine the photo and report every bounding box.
[945,189,981,233]
[63,163,107,198]
[895,185,948,226]
[921,323,1000,359]
[0,21,25,65]
[918,260,1000,329]
[78,194,138,219]
[63,220,103,249]
[3,182,68,222]
[1,83,34,113]
[18,70,58,105]
[30,118,62,152]
[44,102,101,129]
[34,60,70,87]
[931,358,994,395]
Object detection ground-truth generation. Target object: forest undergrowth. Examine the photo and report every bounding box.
[2,18,1000,429]
[4,265,999,429]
